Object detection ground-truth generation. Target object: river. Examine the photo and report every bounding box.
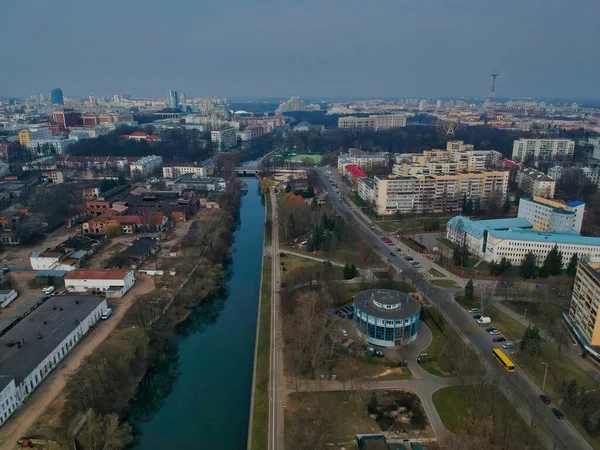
[129,178,264,449]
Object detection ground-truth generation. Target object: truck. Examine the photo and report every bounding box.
[477,317,491,324]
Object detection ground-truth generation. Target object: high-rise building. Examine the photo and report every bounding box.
[179,93,186,109]
[276,96,305,113]
[89,93,96,106]
[50,88,64,105]
[168,90,179,109]
[569,261,600,346]
[512,138,575,163]
[211,127,237,152]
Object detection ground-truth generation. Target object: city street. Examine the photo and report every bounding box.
[316,169,590,450]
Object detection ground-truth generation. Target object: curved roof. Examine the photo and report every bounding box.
[234,110,249,115]
[295,121,311,127]
[353,289,421,319]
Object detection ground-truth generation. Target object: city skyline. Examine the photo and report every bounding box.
[1,0,599,100]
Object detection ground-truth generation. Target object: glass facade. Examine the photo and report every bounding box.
[354,306,421,346]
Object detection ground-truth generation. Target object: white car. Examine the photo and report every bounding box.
[468,308,479,314]
[341,330,348,338]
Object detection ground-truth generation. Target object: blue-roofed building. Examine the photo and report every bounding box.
[446,214,600,267]
[517,196,585,233]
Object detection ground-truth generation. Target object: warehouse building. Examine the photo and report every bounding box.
[64,269,135,298]
[0,295,108,427]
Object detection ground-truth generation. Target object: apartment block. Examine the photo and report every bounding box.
[512,138,575,163]
[211,127,237,151]
[338,114,406,131]
[163,165,205,179]
[516,167,556,199]
[569,261,600,346]
[337,149,389,174]
[129,155,163,177]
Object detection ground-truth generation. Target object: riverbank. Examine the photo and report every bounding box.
[247,190,272,450]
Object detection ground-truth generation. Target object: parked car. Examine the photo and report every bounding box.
[551,408,564,419]
[341,330,348,338]
[477,317,491,324]
[493,337,506,342]
[366,347,385,358]
[488,329,501,335]
[501,342,514,349]
[390,252,395,257]
[346,306,354,312]
[347,312,354,320]
[413,263,423,268]
[473,314,482,320]
[468,308,479,314]
[486,327,497,332]
[540,395,551,405]
[404,255,414,261]
[101,308,113,320]
[43,286,55,295]
[338,311,346,318]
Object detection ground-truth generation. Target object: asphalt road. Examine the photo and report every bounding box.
[316,169,590,450]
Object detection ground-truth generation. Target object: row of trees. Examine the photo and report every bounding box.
[520,247,578,279]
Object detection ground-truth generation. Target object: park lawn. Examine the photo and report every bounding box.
[432,386,472,431]
[485,306,526,341]
[502,301,566,330]
[289,153,322,164]
[264,193,272,247]
[281,240,386,269]
[454,295,476,310]
[431,279,458,289]
[428,268,445,278]
[279,253,344,284]
[250,255,272,450]
[418,319,450,377]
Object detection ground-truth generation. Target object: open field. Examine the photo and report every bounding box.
[289,154,322,164]
[430,279,457,288]
[279,253,343,285]
[428,268,445,278]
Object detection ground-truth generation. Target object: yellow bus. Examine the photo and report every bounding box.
[493,349,515,373]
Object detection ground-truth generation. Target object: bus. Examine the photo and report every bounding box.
[493,349,515,373]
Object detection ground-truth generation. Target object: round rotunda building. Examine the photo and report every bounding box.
[353,289,421,347]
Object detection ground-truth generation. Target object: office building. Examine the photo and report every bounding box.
[162,164,205,178]
[353,289,421,347]
[0,295,108,427]
[516,167,556,199]
[26,139,75,155]
[50,88,64,105]
[569,261,600,347]
[338,114,407,131]
[517,197,585,233]
[211,127,237,151]
[446,216,600,266]
[512,138,575,163]
[372,170,508,215]
[129,155,163,177]
[168,90,179,109]
[337,149,389,174]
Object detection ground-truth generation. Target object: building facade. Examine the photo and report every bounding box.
[162,165,205,179]
[50,88,64,105]
[338,114,407,131]
[517,197,585,233]
[353,289,421,347]
[64,269,135,297]
[211,127,237,151]
[512,139,575,163]
[516,167,556,199]
[129,155,163,177]
[26,139,75,155]
[569,261,600,346]
[337,149,389,174]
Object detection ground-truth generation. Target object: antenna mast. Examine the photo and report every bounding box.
[488,70,499,119]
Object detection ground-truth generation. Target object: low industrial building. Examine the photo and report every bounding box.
[0,295,108,427]
[353,289,421,347]
[64,269,135,298]
[0,289,18,308]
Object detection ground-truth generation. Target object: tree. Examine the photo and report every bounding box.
[453,247,462,267]
[587,411,600,437]
[465,279,474,300]
[520,252,537,279]
[105,222,122,238]
[343,263,357,279]
[566,253,579,277]
[520,326,541,359]
[542,245,563,276]
[285,183,292,193]
[78,412,134,450]
[259,178,274,194]
[564,379,584,408]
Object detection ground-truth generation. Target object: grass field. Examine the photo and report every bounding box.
[428,268,445,278]
[250,254,272,450]
[289,154,322,164]
[485,306,526,341]
[279,253,343,285]
[431,279,458,288]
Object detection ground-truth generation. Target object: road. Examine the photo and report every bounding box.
[269,188,285,450]
[316,169,590,450]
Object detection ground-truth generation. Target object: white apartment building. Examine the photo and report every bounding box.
[517,197,585,233]
[512,138,575,163]
[211,127,237,151]
[373,170,508,215]
[162,165,205,178]
[129,155,163,177]
[0,296,108,428]
[338,115,407,131]
[357,177,376,205]
[26,139,75,155]
[64,269,135,298]
[516,167,556,199]
[337,149,389,174]
[549,165,600,192]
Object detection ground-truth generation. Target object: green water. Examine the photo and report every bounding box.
[130,178,264,449]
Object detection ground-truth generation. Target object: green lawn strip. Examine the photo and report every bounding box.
[264,193,272,248]
[485,306,526,341]
[502,301,565,330]
[279,253,344,283]
[280,241,385,269]
[431,279,457,288]
[250,255,272,450]
[428,268,445,278]
[432,386,471,431]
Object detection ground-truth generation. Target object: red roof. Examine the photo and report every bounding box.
[345,164,368,178]
[498,159,519,169]
[65,269,131,280]
[130,131,148,137]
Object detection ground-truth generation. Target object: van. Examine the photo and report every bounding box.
[43,286,55,295]
[477,317,491,324]
[101,308,113,320]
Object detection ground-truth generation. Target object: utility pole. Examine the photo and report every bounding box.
[541,361,549,393]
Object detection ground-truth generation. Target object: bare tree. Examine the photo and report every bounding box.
[78,411,133,450]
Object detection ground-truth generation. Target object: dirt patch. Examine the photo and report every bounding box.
[367,390,428,432]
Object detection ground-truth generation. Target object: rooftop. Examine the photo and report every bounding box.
[447,216,533,239]
[64,269,131,280]
[489,228,600,245]
[353,289,421,319]
[0,296,105,384]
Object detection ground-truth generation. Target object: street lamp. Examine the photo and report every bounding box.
[541,362,549,393]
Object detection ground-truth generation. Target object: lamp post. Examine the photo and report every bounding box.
[541,362,549,393]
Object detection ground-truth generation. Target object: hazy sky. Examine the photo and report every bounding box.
[1,0,598,100]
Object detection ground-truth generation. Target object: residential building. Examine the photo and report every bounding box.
[549,165,600,192]
[168,90,179,109]
[516,167,556,199]
[338,114,407,131]
[512,138,575,163]
[276,96,304,113]
[167,175,226,192]
[446,216,600,266]
[121,238,160,268]
[569,261,600,346]
[64,269,135,298]
[19,128,52,147]
[357,177,376,205]
[50,88,64,105]
[337,149,389,174]
[44,171,64,184]
[162,164,205,179]
[26,139,76,155]
[121,131,161,143]
[517,197,585,233]
[344,164,368,186]
[129,155,163,177]
[211,127,237,151]
[0,295,108,427]
[373,170,509,215]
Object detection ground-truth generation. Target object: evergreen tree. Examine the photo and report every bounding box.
[452,247,462,266]
[538,264,550,278]
[520,326,541,358]
[350,264,358,278]
[285,183,292,193]
[465,279,474,300]
[587,411,600,437]
[502,196,511,214]
[566,253,579,277]
[565,379,584,408]
[461,194,467,214]
[521,252,537,279]
[543,245,563,276]
[465,198,474,215]
[343,263,356,280]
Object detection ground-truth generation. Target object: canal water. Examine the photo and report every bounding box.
[129,178,264,449]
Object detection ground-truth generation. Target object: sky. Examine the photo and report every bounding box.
[1,0,598,100]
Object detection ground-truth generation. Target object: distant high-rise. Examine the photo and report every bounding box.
[276,96,305,113]
[168,90,179,109]
[89,93,96,106]
[50,88,64,105]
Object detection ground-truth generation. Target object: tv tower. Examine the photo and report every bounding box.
[488,69,499,119]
